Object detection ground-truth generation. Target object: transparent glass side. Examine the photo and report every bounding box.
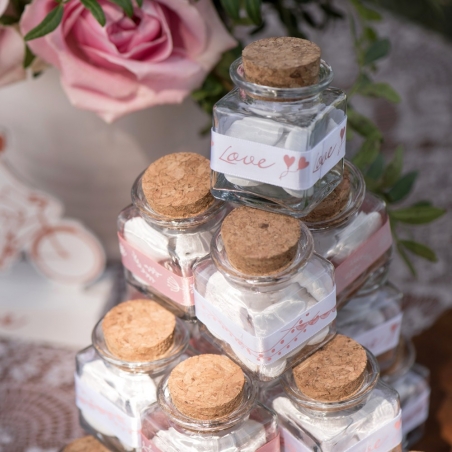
[336,283,402,364]
[265,380,401,452]
[75,319,189,451]
[117,204,226,320]
[211,86,346,217]
[193,252,336,381]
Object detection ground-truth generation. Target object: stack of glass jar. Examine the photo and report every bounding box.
[72,36,430,452]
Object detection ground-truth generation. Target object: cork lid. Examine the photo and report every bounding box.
[102,299,176,362]
[142,152,214,218]
[293,335,367,402]
[168,355,245,420]
[63,436,110,452]
[221,207,301,275]
[304,166,351,223]
[242,37,321,88]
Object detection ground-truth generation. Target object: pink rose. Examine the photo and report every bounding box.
[20,0,236,122]
[0,0,8,15]
[0,24,26,88]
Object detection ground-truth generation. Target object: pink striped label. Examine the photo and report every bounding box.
[335,217,392,295]
[118,234,194,306]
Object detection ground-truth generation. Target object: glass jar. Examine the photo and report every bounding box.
[336,283,403,371]
[210,42,347,218]
[193,222,336,381]
[141,364,280,451]
[382,338,430,449]
[304,170,393,308]
[264,348,402,451]
[117,172,229,320]
[75,316,189,452]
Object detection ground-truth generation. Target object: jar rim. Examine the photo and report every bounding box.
[230,57,334,100]
[157,369,257,432]
[304,160,366,230]
[92,316,189,374]
[210,221,315,285]
[281,347,380,412]
[131,170,227,229]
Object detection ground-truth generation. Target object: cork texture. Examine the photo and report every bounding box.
[242,37,321,88]
[102,299,176,362]
[142,152,214,218]
[293,335,367,402]
[63,436,110,452]
[168,355,245,420]
[221,207,301,275]
[304,167,351,223]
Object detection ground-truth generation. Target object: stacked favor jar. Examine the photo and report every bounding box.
[71,37,432,452]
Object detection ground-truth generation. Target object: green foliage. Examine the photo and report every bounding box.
[24,4,64,41]
[81,0,106,26]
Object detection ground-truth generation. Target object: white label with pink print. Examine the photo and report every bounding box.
[211,117,347,190]
[194,287,336,365]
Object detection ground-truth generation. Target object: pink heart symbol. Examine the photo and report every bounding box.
[340,127,345,140]
[390,324,398,332]
[298,157,309,170]
[284,155,295,168]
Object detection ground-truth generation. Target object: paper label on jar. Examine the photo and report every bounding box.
[351,312,403,357]
[75,373,141,448]
[210,117,347,191]
[335,216,392,295]
[194,286,336,365]
[402,386,430,434]
[118,233,194,306]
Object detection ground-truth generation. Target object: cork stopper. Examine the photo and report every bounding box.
[168,355,245,420]
[221,207,301,275]
[102,299,176,362]
[142,152,214,218]
[242,37,321,88]
[293,335,367,402]
[63,436,110,452]
[304,166,351,223]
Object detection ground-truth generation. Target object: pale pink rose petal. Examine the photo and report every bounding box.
[0,0,8,16]
[0,26,26,88]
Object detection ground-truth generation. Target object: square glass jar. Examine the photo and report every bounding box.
[336,283,403,371]
[140,369,280,451]
[210,58,346,218]
[75,317,189,452]
[263,349,403,452]
[305,176,393,308]
[117,172,229,320]
[193,223,337,381]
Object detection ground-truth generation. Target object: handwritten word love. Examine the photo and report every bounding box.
[219,147,275,169]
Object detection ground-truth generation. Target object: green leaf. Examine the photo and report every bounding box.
[347,108,382,139]
[350,0,382,21]
[391,206,446,224]
[108,0,133,17]
[23,45,35,68]
[136,0,142,6]
[387,171,418,203]
[399,240,437,262]
[413,200,432,208]
[81,0,106,26]
[220,0,240,21]
[245,0,261,25]
[24,4,64,41]
[397,242,417,277]
[357,82,401,103]
[366,153,385,181]
[381,145,403,189]
[352,136,381,170]
[363,26,378,43]
[363,38,390,65]
[0,15,19,25]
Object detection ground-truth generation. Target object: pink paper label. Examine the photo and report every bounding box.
[211,118,347,190]
[352,313,403,356]
[257,434,281,452]
[195,287,336,365]
[402,387,430,434]
[118,234,194,306]
[335,217,392,295]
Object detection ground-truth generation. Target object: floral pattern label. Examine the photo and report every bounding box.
[211,117,347,190]
[352,312,403,357]
[402,386,430,434]
[75,374,141,448]
[195,287,336,365]
[118,234,194,306]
